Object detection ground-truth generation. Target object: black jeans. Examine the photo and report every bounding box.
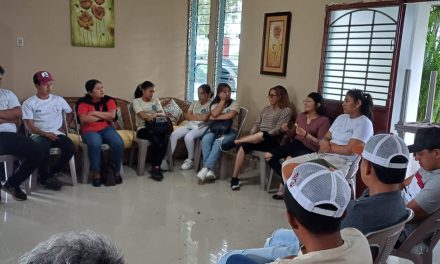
[31,134,75,182]
[0,132,43,188]
[267,139,313,177]
[137,128,169,167]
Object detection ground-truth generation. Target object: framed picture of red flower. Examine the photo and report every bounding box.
[260,12,292,76]
[70,0,115,47]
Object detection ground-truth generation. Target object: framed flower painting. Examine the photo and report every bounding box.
[70,0,115,47]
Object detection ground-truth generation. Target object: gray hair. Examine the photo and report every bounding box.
[19,230,124,264]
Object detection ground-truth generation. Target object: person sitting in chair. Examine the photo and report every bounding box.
[0,65,42,201]
[76,79,124,187]
[22,71,75,191]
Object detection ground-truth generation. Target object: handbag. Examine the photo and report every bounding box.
[208,119,233,138]
[145,116,173,135]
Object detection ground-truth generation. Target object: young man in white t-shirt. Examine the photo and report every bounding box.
[0,65,43,201]
[22,71,75,191]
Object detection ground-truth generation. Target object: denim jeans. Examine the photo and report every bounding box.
[82,126,124,172]
[0,132,43,188]
[31,134,75,182]
[201,131,236,170]
[217,229,300,264]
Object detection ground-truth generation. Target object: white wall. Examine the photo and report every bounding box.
[0,0,188,101]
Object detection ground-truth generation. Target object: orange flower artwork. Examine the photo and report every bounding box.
[70,0,114,47]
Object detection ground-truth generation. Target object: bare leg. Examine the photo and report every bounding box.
[232,146,246,178]
[235,132,264,145]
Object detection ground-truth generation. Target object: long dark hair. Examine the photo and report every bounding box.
[134,81,155,99]
[346,89,374,120]
[307,92,326,116]
[210,83,232,108]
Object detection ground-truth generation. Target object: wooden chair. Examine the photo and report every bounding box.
[391,208,440,264]
[366,208,414,264]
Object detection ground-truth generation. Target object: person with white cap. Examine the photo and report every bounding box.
[22,71,75,191]
[268,162,371,263]
[219,133,409,264]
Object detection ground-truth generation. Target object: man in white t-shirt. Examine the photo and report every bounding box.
[0,65,43,201]
[225,162,372,264]
[22,71,75,191]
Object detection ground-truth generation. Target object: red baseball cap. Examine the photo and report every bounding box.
[34,71,53,85]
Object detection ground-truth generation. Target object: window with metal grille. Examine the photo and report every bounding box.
[187,0,242,102]
[322,7,399,106]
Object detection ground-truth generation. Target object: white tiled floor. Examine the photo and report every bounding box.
[0,165,438,263]
[0,166,289,263]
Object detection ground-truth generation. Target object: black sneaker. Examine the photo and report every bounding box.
[2,182,27,201]
[41,177,63,191]
[115,175,123,185]
[230,177,240,190]
[149,168,163,182]
[221,140,237,152]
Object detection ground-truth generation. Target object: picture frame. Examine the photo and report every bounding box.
[260,12,292,76]
[70,0,115,48]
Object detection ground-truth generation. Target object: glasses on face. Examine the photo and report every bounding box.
[268,94,278,98]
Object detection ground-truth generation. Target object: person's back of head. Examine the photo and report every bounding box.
[284,162,352,235]
[18,230,124,264]
[356,133,409,187]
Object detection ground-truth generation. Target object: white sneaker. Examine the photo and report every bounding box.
[181,159,194,170]
[160,160,169,171]
[206,170,216,181]
[197,167,209,181]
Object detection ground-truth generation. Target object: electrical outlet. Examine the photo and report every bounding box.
[16,37,24,47]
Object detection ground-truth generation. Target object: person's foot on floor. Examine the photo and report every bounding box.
[1,182,27,201]
[181,159,194,170]
[205,170,216,182]
[230,177,240,190]
[41,177,64,190]
[149,167,163,182]
[197,167,209,182]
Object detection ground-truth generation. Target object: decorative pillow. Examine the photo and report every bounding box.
[116,130,134,149]
[162,99,183,125]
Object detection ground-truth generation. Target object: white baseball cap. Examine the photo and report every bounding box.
[354,134,409,169]
[285,162,351,218]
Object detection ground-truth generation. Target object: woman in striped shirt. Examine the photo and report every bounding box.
[221,85,292,190]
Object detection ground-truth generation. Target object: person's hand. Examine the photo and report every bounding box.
[264,152,273,161]
[319,139,331,153]
[219,91,228,101]
[281,123,289,132]
[42,132,58,142]
[296,126,307,137]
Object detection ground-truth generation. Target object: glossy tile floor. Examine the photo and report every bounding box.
[0,164,438,264]
[0,165,290,263]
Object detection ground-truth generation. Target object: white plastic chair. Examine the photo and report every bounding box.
[366,208,414,264]
[0,154,33,195]
[25,112,78,189]
[391,208,440,264]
